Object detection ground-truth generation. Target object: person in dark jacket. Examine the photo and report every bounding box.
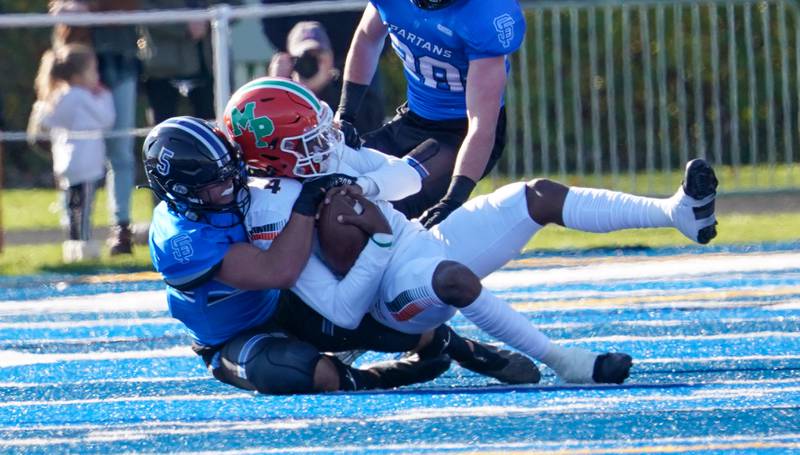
[261,0,385,134]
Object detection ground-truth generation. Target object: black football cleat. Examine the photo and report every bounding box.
[592,352,633,384]
[367,354,451,389]
[671,158,719,244]
[458,343,541,385]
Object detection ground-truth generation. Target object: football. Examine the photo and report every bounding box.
[317,192,369,276]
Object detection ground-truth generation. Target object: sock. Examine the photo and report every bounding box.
[418,325,473,363]
[464,339,508,370]
[540,343,597,384]
[562,187,672,233]
[329,356,379,391]
[459,288,551,361]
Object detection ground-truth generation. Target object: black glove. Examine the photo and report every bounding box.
[293,173,358,216]
[338,118,362,150]
[419,175,476,228]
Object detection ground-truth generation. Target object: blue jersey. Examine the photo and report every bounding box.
[371,0,525,120]
[149,202,279,346]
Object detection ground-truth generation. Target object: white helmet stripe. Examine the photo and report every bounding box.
[234,78,322,114]
[161,118,228,167]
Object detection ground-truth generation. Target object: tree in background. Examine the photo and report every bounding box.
[0,1,52,187]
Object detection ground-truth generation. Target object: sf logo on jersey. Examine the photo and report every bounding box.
[493,14,516,48]
[170,233,194,264]
[229,101,275,148]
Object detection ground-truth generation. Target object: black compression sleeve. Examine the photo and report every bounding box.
[337,80,370,121]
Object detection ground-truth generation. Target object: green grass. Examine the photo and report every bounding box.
[478,163,800,196]
[1,188,154,231]
[1,211,796,276]
[0,243,154,276]
[1,169,798,275]
[529,212,800,250]
[3,164,796,231]
[0,187,157,275]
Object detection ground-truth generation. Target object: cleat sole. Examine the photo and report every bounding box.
[682,159,718,200]
[697,222,718,245]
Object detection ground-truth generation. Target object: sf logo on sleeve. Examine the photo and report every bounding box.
[170,234,194,264]
[493,14,515,48]
[229,102,275,148]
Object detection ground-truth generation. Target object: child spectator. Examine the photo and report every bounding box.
[29,44,115,262]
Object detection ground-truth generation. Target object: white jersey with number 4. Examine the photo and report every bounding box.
[245,145,537,334]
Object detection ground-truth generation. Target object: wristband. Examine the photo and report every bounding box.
[337,81,369,121]
[370,232,393,248]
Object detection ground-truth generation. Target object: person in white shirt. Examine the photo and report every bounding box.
[29,43,116,262]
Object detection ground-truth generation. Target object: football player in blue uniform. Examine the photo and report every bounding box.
[143,116,450,395]
[336,0,526,226]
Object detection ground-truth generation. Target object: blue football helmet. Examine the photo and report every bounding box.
[410,0,458,9]
[142,116,250,223]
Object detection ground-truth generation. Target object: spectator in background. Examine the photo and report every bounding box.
[260,0,385,134]
[47,0,140,256]
[138,0,215,125]
[28,44,115,263]
[79,0,142,256]
[49,0,92,48]
[267,21,338,106]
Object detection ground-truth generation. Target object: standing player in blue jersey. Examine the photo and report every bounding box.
[336,0,525,225]
[143,116,450,395]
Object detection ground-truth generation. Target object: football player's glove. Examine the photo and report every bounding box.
[293,173,358,216]
[419,175,476,228]
[338,118,362,150]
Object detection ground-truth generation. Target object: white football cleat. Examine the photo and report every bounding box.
[541,344,633,384]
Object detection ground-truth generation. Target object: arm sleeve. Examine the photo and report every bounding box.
[291,241,392,329]
[342,146,422,201]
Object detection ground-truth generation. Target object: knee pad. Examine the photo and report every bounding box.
[218,333,321,395]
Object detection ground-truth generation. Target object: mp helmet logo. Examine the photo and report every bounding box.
[229,101,275,148]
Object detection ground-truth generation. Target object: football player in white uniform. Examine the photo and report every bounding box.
[227,77,718,385]
[229,77,541,385]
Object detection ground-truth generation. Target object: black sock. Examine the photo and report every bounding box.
[418,325,473,363]
[467,339,507,370]
[328,355,379,391]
